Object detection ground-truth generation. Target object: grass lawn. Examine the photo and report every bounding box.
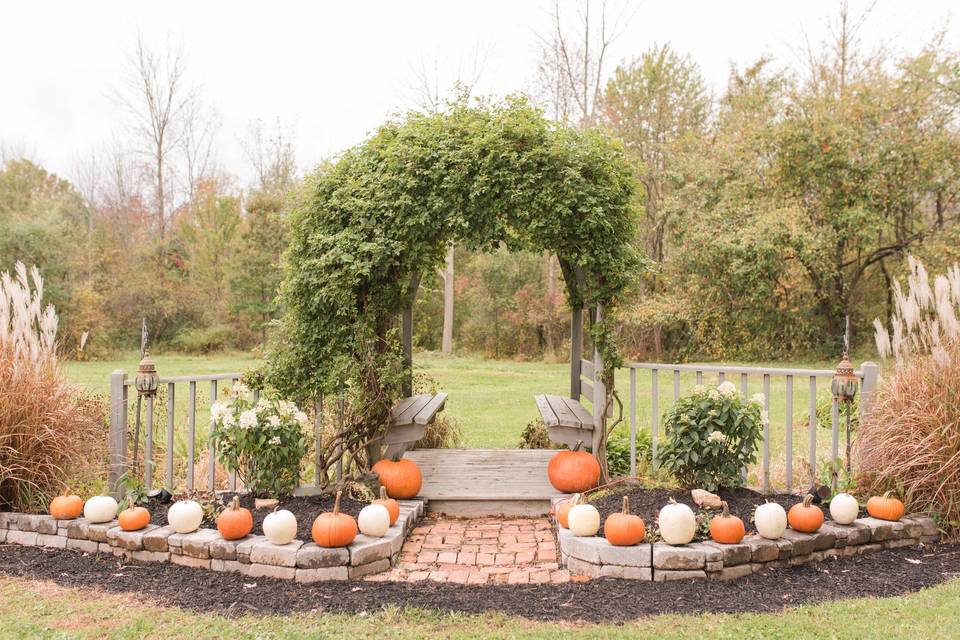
[1,575,958,639]
[65,350,878,489]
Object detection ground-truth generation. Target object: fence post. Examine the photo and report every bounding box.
[108,370,128,497]
[859,361,880,417]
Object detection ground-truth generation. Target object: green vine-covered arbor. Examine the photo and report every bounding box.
[267,96,640,482]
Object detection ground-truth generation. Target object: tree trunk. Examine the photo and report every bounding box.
[441,242,454,354]
[544,252,557,358]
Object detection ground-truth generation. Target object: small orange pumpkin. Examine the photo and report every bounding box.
[788,495,824,533]
[557,494,580,528]
[49,488,84,520]
[604,496,646,546]
[373,486,400,526]
[709,501,745,544]
[118,498,151,532]
[372,458,422,499]
[312,491,358,548]
[547,441,601,494]
[866,491,905,522]
[217,496,254,540]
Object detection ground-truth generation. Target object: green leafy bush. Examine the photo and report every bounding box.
[606,428,653,478]
[658,382,763,491]
[210,382,309,497]
[171,325,235,354]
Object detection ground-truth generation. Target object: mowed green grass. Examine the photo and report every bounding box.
[1,575,958,639]
[65,351,878,489]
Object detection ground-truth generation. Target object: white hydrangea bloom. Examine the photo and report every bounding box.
[760,410,770,424]
[210,402,227,423]
[256,397,271,411]
[221,412,236,428]
[294,410,309,427]
[708,389,720,400]
[268,436,281,445]
[267,415,281,428]
[717,381,737,397]
[239,409,258,430]
[231,381,251,398]
[708,430,727,443]
[750,393,765,406]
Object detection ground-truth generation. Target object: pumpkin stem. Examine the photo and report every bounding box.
[379,486,388,501]
[802,494,814,508]
[571,493,581,507]
[882,491,894,500]
[668,497,678,505]
[231,496,240,511]
[573,440,584,452]
[721,500,730,518]
[334,490,342,516]
[622,496,630,515]
[127,497,134,510]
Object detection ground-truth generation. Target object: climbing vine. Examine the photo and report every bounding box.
[267,96,641,482]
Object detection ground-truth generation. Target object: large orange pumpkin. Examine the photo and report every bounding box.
[604,496,646,546]
[372,458,422,499]
[373,486,400,525]
[312,491,358,548]
[709,501,745,544]
[547,441,600,493]
[49,489,84,520]
[788,495,824,533]
[118,498,151,532]
[217,496,254,540]
[866,491,905,522]
[557,494,580,528]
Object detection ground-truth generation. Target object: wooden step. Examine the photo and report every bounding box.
[403,449,562,517]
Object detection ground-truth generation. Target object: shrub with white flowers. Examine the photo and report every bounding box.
[658,383,765,491]
[210,382,310,497]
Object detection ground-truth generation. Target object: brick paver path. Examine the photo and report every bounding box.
[366,516,583,585]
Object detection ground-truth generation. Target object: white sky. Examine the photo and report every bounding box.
[2,1,956,187]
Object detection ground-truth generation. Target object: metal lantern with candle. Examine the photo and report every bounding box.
[831,317,859,475]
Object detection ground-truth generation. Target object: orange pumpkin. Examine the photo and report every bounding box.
[557,494,580,528]
[372,458,422,499]
[866,491,905,522]
[788,495,824,533]
[312,491,358,548]
[709,501,745,544]
[547,441,601,494]
[217,496,254,540]
[604,496,646,546]
[373,486,400,526]
[118,498,151,532]
[49,489,84,520]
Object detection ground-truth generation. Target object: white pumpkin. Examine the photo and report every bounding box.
[755,501,787,539]
[658,498,696,545]
[568,503,601,536]
[83,495,118,523]
[167,499,203,534]
[829,493,859,525]
[357,504,391,538]
[263,508,297,545]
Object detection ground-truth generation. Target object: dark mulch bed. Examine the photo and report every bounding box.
[0,544,957,622]
[144,492,368,543]
[588,485,866,539]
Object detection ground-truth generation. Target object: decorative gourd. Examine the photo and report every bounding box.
[217,496,253,540]
[83,495,118,524]
[829,492,859,525]
[604,496,646,546]
[373,486,400,526]
[567,503,601,537]
[658,498,696,545]
[547,441,601,493]
[357,504,391,538]
[557,494,580,529]
[118,498,151,532]
[49,489,84,520]
[263,508,298,545]
[372,458,422,499]
[866,491,905,522]
[709,501,745,544]
[312,491,358,547]
[788,495,824,533]
[167,499,204,534]
[754,501,787,539]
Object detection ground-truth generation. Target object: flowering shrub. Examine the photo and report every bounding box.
[658,382,764,491]
[210,382,309,497]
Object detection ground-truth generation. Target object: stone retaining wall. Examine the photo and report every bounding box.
[0,500,424,582]
[551,498,939,582]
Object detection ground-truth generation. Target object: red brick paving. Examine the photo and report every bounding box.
[367,516,578,585]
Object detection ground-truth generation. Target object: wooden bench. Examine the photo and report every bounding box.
[534,394,595,449]
[382,392,448,458]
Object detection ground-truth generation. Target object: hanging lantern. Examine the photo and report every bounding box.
[134,350,159,397]
[831,351,858,403]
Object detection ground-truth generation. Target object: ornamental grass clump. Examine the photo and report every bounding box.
[857,257,960,537]
[658,382,764,491]
[0,262,103,513]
